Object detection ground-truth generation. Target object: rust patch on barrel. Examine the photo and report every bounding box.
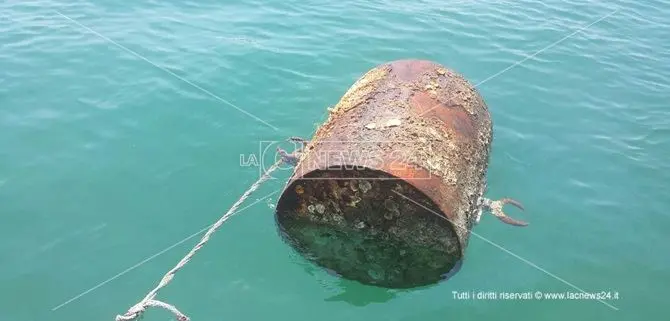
[409,91,477,140]
[389,60,436,82]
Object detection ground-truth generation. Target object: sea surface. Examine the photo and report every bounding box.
[1,0,668,320]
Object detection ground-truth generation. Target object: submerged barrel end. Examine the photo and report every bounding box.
[275,167,463,289]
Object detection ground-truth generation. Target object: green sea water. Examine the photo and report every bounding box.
[1,0,669,320]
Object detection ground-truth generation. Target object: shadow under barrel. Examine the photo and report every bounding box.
[275,59,493,288]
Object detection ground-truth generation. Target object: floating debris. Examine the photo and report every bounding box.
[365,123,377,129]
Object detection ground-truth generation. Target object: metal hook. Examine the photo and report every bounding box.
[483,198,528,227]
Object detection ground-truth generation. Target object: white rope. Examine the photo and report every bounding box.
[115,161,281,321]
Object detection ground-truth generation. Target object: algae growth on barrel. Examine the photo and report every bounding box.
[275,59,493,288]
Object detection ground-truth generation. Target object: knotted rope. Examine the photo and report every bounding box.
[115,161,281,321]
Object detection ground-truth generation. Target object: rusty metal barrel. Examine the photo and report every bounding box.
[274,59,492,288]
